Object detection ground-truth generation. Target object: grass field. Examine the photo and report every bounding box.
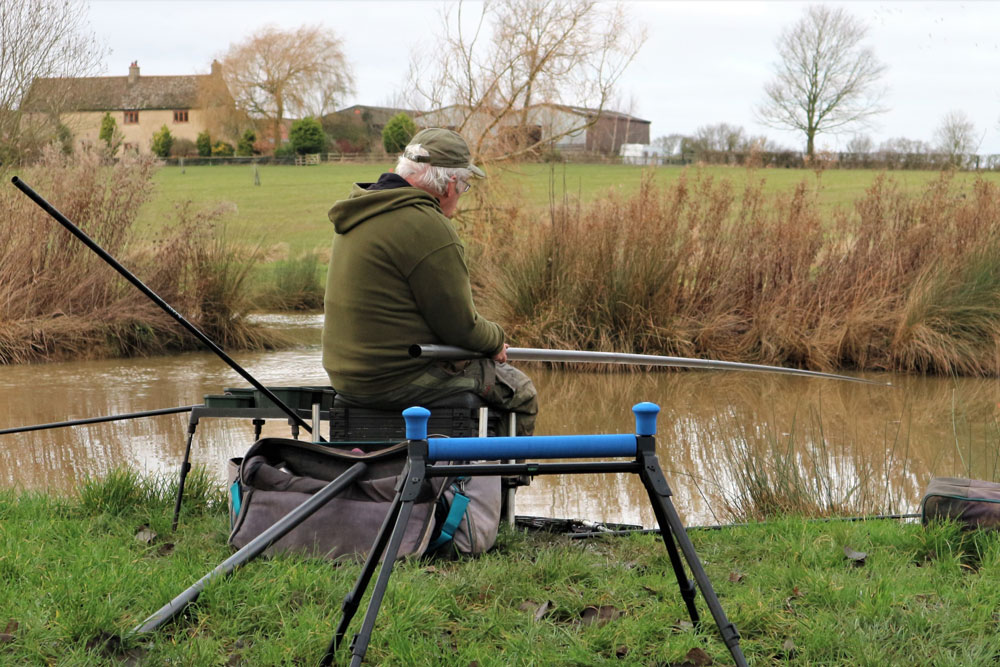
[4,471,1000,665]
[138,162,1000,258]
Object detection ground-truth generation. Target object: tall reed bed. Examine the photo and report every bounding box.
[0,149,278,363]
[475,170,1000,376]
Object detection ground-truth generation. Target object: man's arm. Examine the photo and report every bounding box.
[407,243,505,356]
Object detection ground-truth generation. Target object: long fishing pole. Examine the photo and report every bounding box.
[0,405,197,436]
[410,344,889,386]
[557,512,923,539]
[11,177,315,437]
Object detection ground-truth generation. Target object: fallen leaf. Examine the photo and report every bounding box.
[135,526,157,545]
[843,545,867,565]
[685,646,714,665]
[423,565,438,574]
[580,605,621,626]
[728,571,744,583]
[533,600,553,622]
[782,638,797,658]
[156,542,175,557]
[672,619,695,633]
[615,645,628,659]
[0,633,13,644]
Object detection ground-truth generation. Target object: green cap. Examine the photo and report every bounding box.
[403,128,486,178]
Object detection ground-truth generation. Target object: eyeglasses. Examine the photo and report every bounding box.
[456,179,471,194]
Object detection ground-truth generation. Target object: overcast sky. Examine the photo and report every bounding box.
[87,1,1000,154]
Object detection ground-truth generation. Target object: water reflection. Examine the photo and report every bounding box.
[1,316,998,527]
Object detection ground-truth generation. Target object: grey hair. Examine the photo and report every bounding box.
[395,156,471,197]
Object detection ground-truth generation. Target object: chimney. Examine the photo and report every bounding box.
[211,59,222,76]
[128,61,139,84]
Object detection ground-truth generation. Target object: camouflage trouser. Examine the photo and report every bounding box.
[337,359,538,436]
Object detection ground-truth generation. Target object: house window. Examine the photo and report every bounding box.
[173,110,189,123]
[123,110,139,124]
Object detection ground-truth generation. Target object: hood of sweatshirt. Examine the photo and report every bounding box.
[328,182,442,234]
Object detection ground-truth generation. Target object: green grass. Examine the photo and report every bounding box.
[4,472,1000,665]
[140,163,1000,259]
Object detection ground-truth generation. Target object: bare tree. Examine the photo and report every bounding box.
[934,110,978,165]
[757,5,887,159]
[219,25,353,153]
[845,134,874,154]
[406,0,645,161]
[0,0,107,164]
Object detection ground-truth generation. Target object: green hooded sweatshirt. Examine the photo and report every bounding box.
[322,180,505,397]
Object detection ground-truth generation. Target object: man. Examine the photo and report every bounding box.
[322,128,537,435]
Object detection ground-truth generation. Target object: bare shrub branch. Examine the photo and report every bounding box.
[406,0,646,162]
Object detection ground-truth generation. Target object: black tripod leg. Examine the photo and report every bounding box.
[639,449,747,667]
[135,463,367,635]
[345,498,417,667]
[323,491,405,660]
[171,416,198,531]
[651,499,700,626]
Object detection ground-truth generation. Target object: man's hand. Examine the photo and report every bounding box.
[492,343,509,364]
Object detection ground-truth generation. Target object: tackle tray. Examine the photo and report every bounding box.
[330,406,502,441]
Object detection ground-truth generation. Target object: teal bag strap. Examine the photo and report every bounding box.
[429,483,470,551]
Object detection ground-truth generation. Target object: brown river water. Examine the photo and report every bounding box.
[2,314,998,527]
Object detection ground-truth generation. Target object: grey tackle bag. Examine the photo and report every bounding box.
[921,477,1000,530]
[227,437,502,560]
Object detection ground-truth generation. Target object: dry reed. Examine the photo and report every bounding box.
[475,170,1000,377]
[0,148,279,363]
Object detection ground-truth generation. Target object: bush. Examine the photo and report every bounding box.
[99,112,120,156]
[323,112,370,153]
[196,130,212,157]
[150,124,173,158]
[170,138,197,157]
[237,128,257,156]
[0,147,279,362]
[382,112,416,154]
[274,142,297,158]
[211,141,234,157]
[289,116,326,155]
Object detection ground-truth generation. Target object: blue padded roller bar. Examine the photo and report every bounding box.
[426,433,637,462]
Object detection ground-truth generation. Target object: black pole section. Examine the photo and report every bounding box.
[132,461,367,635]
[0,405,197,436]
[11,177,314,437]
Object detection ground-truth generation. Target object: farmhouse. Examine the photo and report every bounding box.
[21,61,235,154]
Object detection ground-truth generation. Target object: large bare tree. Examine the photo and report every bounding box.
[757,5,886,159]
[934,110,978,164]
[0,0,107,165]
[406,0,645,161]
[219,25,353,153]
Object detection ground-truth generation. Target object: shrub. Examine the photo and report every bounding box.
[323,112,370,153]
[150,124,173,158]
[236,128,257,156]
[170,138,197,157]
[382,112,416,154]
[98,112,121,156]
[289,116,325,155]
[211,141,234,157]
[474,172,1000,377]
[274,141,297,158]
[255,253,324,311]
[0,147,279,363]
[196,130,212,157]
